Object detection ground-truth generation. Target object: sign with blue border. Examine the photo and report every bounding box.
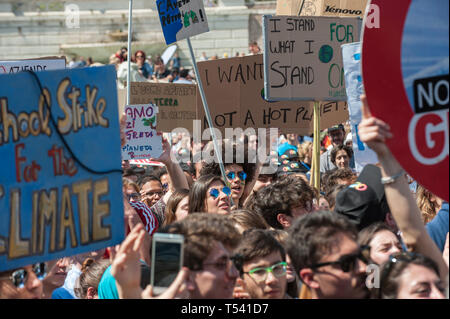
[0,66,124,271]
[157,0,209,45]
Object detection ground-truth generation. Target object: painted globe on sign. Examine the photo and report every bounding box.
[318,45,334,63]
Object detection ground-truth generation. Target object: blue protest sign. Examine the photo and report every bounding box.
[0,66,124,271]
[157,0,209,45]
[342,42,378,172]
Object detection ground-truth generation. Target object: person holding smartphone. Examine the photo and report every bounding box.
[110,214,242,299]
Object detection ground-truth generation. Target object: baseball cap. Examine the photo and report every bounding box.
[328,124,345,133]
[334,164,389,230]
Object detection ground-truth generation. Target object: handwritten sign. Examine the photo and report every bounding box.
[263,16,361,101]
[196,54,348,135]
[0,66,124,271]
[122,104,163,160]
[276,0,368,17]
[341,42,377,172]
[0,57,66,74]
[157,0,209,45]
[129,82,198,133]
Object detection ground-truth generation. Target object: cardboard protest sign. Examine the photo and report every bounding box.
[0,56,66,74]
[362,0,449,201]
[129,82,198,133]
[276,0,367,17]
[342,42,377,172]
[196,54,348,135]
[121,104,163,160]
[0,66,124,271]
[263,15,361,101]
[157,0,209,45]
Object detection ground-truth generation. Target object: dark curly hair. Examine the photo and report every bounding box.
[330,145,354,166]
[252,175,315,229]
[199,142,256,183]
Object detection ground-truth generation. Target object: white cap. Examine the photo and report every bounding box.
[345,133,352,144]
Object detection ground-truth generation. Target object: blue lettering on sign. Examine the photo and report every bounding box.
[354,124,365,151]
[157,0,183,45]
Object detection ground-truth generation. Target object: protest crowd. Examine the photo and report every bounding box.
[0,1,448,303]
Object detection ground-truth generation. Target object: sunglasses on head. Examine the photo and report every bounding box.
[0,263,47,288]
[226,171,247,182]
[209,186,231,199]
[308,245,371,273]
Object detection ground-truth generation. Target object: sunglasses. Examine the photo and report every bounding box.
[308,245,371,273]
[136,55,144,58]
[142,190,164,197]
[226,171,247,182]
[0,263,47,288]
[209,186,231,199]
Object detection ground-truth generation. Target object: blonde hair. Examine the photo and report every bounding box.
[416,184,440,224]
[298,141,313,162]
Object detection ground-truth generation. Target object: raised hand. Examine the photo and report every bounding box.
[149,137,174,166]
[141,267,191,299]
[110,224,146,299]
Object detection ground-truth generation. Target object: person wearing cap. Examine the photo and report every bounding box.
[334,164,393,231]
[320,124,355,173]
[278,133,300,156]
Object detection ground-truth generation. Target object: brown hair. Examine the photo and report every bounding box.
[230,209,270,232]
[253,175,315,229]
[164,214,241,271]
[123,177,140,193]
[324,168,357,193]
[287,210,357,279]
[163,189,190,226]
[330,145,354,166]
[377,252,440,299]
[357,222,399,254]
[74,258,110,299]
[233,229,286,275]
[188,174,225,214]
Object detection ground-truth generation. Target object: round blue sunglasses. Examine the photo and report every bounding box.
[209,186,231,198]
[226,171,247,182]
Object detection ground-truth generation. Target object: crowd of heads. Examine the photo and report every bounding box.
[1,51,448,300]
[1,119,447,300]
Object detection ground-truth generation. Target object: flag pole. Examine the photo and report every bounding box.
[126,0,133,106]
[186,37,233,205]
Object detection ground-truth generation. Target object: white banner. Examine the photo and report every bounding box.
[342,42,378,172]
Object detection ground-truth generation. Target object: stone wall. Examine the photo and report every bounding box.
[0,1,275,65]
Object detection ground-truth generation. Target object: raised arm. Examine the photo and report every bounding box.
[358,95,448,280]
[150,137,189,198]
